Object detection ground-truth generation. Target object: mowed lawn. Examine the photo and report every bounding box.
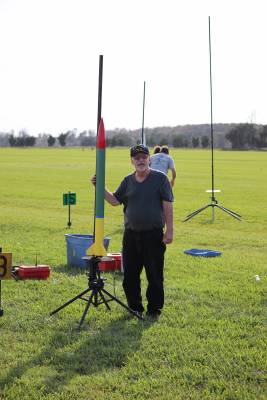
[0,147,266,400]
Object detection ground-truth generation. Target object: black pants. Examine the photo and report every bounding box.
[122,228,166,313]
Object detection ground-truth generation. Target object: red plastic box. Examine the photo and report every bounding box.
[99,253,122,272]
[18,265,51,280]
[108,253,121,270]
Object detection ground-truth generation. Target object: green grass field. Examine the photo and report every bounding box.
[0,147,266,400]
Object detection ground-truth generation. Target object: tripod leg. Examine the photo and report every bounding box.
[92,292,98,307]
[50,287,91,316]
[185,204,210,218]
[183,204,211,222]
[98,289,112,310]
[0,281,3,317]
[215,205,241,220]
[101,288,143,319]
[78,289,95,329]
[212,205,215,223]
[217,204,241,218]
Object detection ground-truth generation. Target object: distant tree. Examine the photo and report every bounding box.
[9,134,16,147]
[80,136,95,146]
[159,137,168,146]
[183,138,189,147]
[245,124,258,147]
[258,125,267,148]
[146,134,157,146]
[215,133,229,149]
[16,136,25,146]
[173,135,184,148]
[225,124,257,149]
[8,132,35,147]
[65,130,77,146]
[201,136,209,148]
[109,133,132,147]
[36,133,49,147]
[24,136,36,146]
[172,134,188,148]
[192,137,199,148]
[225,127,242,149]
[58,132,69,146]
[47,135,56,147]
[0,132,12,146]
[79,130,96,147]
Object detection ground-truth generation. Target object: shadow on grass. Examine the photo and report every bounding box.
[1,313,155,397]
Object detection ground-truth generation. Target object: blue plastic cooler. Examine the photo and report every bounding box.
[65,234,110,268]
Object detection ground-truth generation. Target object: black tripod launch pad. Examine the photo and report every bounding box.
[183,19,242,224]
[183,191,241,222]
[50,256,142,329]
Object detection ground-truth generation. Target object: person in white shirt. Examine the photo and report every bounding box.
[150,145,176,187]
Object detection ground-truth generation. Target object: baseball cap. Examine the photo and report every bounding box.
[130,144,150,157]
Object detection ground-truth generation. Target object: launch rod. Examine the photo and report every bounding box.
[141,81,146,145]
[97,55,103,131]
[94,55,104,239]
[208,17,215,200]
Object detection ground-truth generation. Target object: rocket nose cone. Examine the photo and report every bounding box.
[97,118,106,149]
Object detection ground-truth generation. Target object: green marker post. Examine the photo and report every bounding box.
[63,191,76,228]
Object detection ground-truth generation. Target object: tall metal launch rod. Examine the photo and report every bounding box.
[141,81,146,145]
[97,55,103,132]
[209,17,215,202]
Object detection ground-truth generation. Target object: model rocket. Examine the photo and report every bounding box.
[87,118,107,257]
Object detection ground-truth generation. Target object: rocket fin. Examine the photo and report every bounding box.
[86,241,107,257]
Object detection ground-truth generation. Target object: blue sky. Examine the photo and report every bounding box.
[0,0,266,135]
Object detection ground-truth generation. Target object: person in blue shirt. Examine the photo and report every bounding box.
[149,145,176,187]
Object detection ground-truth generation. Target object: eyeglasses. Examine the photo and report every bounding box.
[133,154,149,161]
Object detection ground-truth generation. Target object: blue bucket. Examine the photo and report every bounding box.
[65,234,110,268]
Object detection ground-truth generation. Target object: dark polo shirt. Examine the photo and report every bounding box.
[114,169,174,232]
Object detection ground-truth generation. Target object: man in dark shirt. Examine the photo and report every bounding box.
[92,144,174,318]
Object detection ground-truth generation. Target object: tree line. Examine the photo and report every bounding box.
[0,123,267,149]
